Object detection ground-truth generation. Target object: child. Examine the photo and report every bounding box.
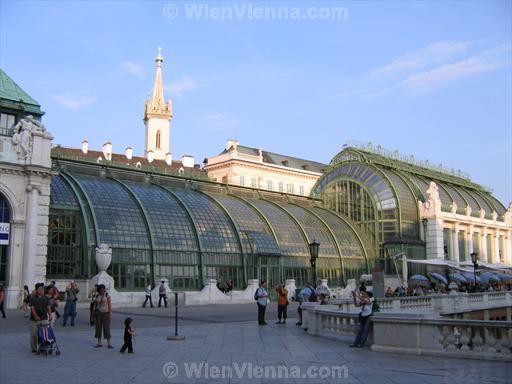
[120,317,135,353]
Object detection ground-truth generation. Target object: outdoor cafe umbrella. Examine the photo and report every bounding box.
[408,274,430,287]
[496,274,512,283]
[450,273,467,284]
[462,273,481,285]
[479,272,501,284]
[428,272,448,285]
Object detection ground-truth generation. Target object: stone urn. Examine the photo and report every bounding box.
[95,243,112,272]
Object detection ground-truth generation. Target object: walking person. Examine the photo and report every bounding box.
[120,317,135,353]
[62,281,79,327]
[21,285,30,318]
[88,284,98,326]
[92,284,113,348]
[0,285,6,318]
[350,290,374,348]
[275,283,288,324]
[143,283,153,308]
[158,281,167,308]
[254,280,269,325]
[29,283,50,353]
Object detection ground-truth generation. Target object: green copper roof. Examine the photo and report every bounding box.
[0,68,43,115]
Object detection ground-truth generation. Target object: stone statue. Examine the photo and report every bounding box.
[419,181,442,218]
[11,115,45,159]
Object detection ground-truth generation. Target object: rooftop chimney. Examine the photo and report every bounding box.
[125,147,133,160]
[102,142,112,161]
[182,155,195,168]
[165,152,173,166]
[147,150,154,163]
[226,139,239,151]
[82,140,89,154]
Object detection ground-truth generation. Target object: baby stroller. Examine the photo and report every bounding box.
[37,321,61,356]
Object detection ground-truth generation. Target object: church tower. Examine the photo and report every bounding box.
[144,47,172,160]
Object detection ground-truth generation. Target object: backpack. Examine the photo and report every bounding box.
[372,297,380,313]
[254,288,259,301]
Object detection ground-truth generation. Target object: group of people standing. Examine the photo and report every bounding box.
[254,279,375,349]
[22,281,135,353]
[254,280,290,325]
[254,280,330,326]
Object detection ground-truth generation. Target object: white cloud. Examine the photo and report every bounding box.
[397,44,510,95]
[166,76,204,97]
[52,93,95,110]
[361,42,510,98]
[371,40,475,76]
[119,61,145,78]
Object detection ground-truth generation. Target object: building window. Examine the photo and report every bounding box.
[156,130,161,149]
[458,230,466,261]
[278,182,284,192]
[239,175,245,186]
[287,184,294,194]
[299,185,305,195]
[251,177,257,188]
[267,180,273,191]
[0,113,15,136]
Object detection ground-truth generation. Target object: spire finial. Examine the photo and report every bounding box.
[156,47,163,67]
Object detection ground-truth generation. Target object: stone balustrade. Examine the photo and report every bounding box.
[330,291,512,316]
[305,306,512,361]
[371,316,512,361]
[305,307,367,342]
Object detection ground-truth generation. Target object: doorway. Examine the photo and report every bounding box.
[258,255,281,299]
[0,193,10,286]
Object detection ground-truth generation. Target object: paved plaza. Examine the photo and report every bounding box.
[0,304,510,384]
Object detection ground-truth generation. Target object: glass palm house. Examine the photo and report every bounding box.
[47,158,372,291]
[46,143,507,291]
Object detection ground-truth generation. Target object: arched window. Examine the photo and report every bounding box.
[156,130,161,149]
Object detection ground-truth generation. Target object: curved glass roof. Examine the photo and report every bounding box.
[50,175,79,208]
[172,189,241,254]
[311,207,366,259]
[206,194,280,255]
[247,199,310,257]
[123,182,199,252]
[71,175,150,249]
[49,172,370,278]
[317,147,507,223]
[275,202,338,258]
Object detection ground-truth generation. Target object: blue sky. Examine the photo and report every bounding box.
[1,0,511,204]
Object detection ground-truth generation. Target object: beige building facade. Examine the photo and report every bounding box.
[204,139,327,197]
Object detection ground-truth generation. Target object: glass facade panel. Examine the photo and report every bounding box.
[47,209,83,278]
[50,175,79,208]
[73,175,151,249]
[275,203,338,258]
[456,187,483,216]
[172,189,241,253]
[207,194,279,255]
[248,199,309,257]
[125,182,199,251]
[440,182,467,214]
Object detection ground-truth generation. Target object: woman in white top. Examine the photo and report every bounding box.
[350,290,373,348]
[92,284,113,348]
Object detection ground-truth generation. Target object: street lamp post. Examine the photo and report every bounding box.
[470,252,479,287]
[308,240,320,287]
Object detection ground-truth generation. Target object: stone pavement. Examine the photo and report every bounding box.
[0,304,510,384]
